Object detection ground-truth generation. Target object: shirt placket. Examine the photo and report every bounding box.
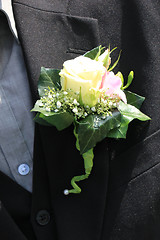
[0,84,33,192]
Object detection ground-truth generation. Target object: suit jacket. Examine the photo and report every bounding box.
[0,0,160,239]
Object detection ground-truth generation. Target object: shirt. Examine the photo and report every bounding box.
[0,0,34,192]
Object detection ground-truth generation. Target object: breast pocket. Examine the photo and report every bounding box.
[13,2,100,101]
[65,15,100,56]
[13,2,100,69]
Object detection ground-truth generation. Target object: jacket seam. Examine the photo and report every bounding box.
[111,160,160,193]
[113,126,160,160]
[13,2,64,14]
[13,2,98,22]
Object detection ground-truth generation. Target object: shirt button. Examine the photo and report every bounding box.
[18,164,30,175]
[36,210,50,226]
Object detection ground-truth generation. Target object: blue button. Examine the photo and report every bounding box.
[18,164,30,175]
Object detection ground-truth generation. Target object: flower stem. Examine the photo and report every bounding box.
[68,148,94,194]
[69,174,90,194]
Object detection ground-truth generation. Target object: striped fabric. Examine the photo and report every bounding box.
[0,6,34,192]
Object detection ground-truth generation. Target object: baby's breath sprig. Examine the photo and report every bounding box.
[39,87,121,120]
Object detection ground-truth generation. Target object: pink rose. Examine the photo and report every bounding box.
[100,71,127,103]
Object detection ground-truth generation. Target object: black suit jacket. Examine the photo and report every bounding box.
[0,0,160,239]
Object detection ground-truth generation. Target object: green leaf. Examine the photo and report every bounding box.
[39,112,74,131]
[32,100,74,130]
[122,71,134,90]
[34,113,52,126]
[75,110,121,154]
[84,46,105,60]
[118,101,151,121]
[31,100,55,116]
[108,97,150,139]
[125,91,145,109]
[108,115,132,139]
[38,67,61,97]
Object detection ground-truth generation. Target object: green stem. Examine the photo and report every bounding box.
[69,174,90,194]
[68,148,94,194]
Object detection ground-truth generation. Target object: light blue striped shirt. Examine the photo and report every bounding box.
[0,1,34,192]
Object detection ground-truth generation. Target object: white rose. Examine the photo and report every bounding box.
[59,56,105,106]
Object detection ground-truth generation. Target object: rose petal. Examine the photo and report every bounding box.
[100,71,127,103]
[114,89,127,104]
[102,71,122,90]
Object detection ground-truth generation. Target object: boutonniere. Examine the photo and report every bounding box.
[32,46,150,195]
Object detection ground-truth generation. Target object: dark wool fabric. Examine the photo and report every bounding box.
[0,0,159,239]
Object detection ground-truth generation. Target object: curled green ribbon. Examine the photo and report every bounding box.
[64,128,94,195]
[68,148,94,194]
